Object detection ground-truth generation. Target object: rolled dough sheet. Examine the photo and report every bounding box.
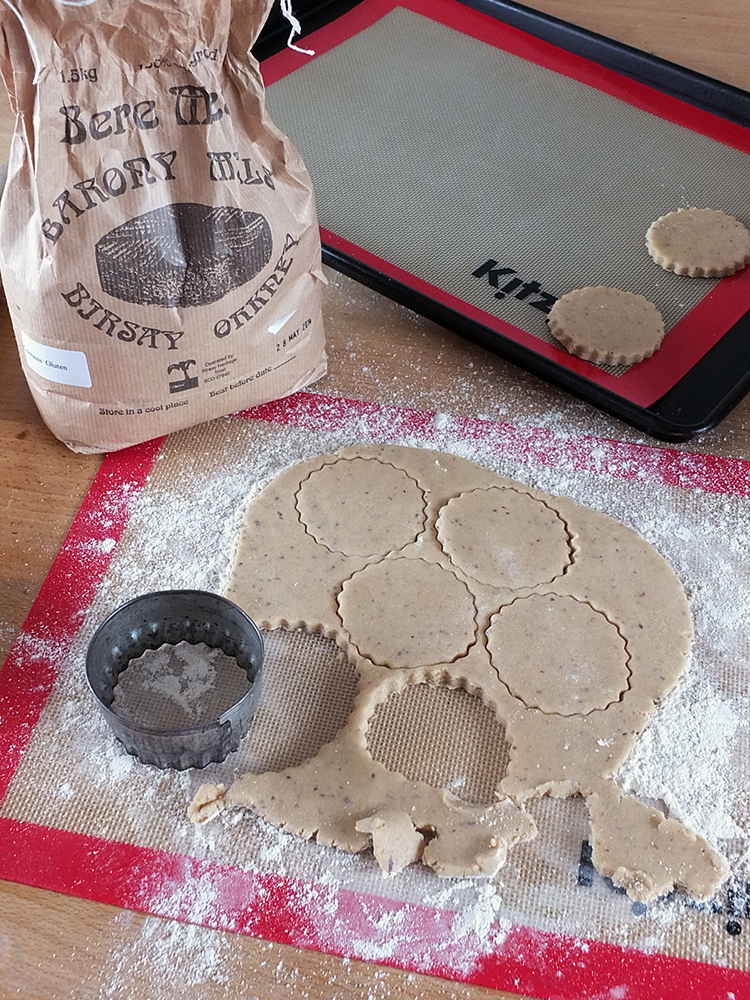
[191,444,728,903]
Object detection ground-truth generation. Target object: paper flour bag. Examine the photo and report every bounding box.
[0,0,326,452]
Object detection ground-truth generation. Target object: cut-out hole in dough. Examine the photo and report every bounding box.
[436,487,571,589]
[338,557,477,668]
[296,458,426,556]
[241,628,359,773]
[366,680,510,805]
[487,594,630,715]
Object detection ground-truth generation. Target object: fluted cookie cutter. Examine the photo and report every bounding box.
[86,590,263,769]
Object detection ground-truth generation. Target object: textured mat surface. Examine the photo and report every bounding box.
[0,392,748,999]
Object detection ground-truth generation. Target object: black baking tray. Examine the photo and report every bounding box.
[255,0,750,441]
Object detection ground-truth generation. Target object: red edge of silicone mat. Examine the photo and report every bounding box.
[1,393,750,1000]
[261,0,750,409]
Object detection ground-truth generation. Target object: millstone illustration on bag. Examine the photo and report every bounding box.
[191,444,730,904]
[0,0,327,452]
[95,203,274,308]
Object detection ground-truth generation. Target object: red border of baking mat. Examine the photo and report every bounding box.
[261,0,750,409]
[1,393,749,1000]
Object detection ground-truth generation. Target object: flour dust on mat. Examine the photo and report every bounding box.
[1,411,748,974]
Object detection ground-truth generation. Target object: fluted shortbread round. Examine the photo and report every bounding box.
[646,208,750,277]
[548,286,665,366]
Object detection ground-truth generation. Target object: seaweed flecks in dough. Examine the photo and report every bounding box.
[338,558,477,668]
[587,783,729,902]
[197,444,728,903]
[296,457,426,556]
[355,809,425,875]
[547,286,665,366]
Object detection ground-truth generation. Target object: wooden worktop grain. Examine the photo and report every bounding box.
[1,4,749,997]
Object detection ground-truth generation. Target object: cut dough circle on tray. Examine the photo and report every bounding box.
[547,285,665,366]
[191,443,728,904]
[646,207,750,277]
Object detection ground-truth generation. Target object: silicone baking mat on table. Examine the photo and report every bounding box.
[1,392,749,1000]
[262,0,750,437]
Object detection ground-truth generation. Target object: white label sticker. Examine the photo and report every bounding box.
[21,335,92,388]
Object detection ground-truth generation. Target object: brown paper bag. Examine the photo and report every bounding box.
[0,0,326,452]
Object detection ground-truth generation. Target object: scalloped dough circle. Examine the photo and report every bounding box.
[436,486,571,589]
[547,286,665,366]
[296,457,426,556]
[646,207,750,277]
[338,557,476,668]
[486,593,630,715]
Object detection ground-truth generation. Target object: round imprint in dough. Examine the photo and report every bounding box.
[436,487,571,589]
[646,207,750,277]
[296,457,426,556]
[366,681,510,805]
[487,594,630,715]
[338,557,476,668]
[547,286,665,366]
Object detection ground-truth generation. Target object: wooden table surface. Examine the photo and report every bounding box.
[1,3,750,997]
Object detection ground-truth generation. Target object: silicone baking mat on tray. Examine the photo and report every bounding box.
[260,0,750,439]
[1,394,749,999]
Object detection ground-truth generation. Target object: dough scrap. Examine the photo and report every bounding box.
[547,286,665,366]
[355,809,425,875]
[194,444,726,903]
[646,207,750,277]
[189,782,226,824]
[587,783,730,902]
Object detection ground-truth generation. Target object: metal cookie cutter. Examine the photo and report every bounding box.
[86,590,263,769]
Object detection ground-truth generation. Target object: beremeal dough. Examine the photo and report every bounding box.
[646,207,750,277]
[547,286,665,366]
[190,444,729,902]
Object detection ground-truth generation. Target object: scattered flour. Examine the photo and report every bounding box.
[4,399,750,992]
[617,671,745,844]
[123,643,219,717]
